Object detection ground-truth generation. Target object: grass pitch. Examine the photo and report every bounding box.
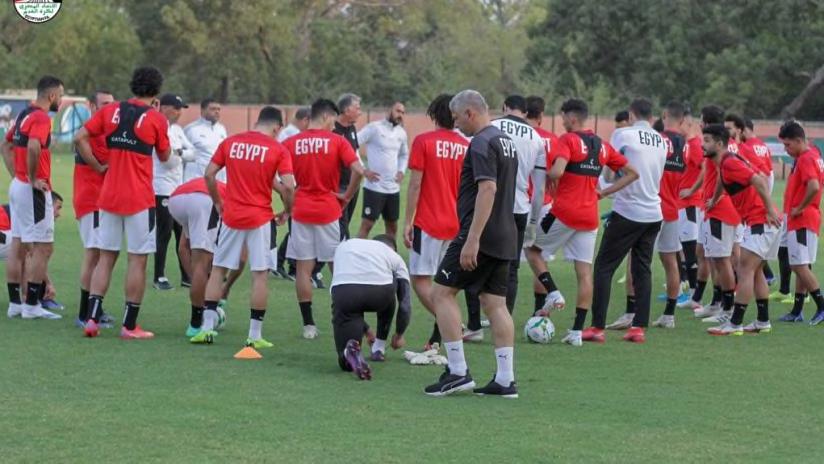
[1,152,823,463]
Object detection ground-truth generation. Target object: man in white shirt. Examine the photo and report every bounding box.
[153,94,195,290]
[464,95,547,342]
[330,235,411,379]
[357,101,408,240]
[277,107,310,142]
[589,98,667,344]
[183,98,227,182]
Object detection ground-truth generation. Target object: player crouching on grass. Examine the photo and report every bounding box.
[702,124,781,335]
[331,235,411,380]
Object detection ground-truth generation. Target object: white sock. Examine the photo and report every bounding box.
[372,339,386,354]
[201,309,216,331]
[248,318,262,340]
[444,340,467,376]
[494,347,514,386]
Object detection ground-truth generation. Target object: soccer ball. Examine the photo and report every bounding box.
[524,316,554,344]
[215,307,227,331]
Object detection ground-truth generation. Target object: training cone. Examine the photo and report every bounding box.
[234,346,262,360]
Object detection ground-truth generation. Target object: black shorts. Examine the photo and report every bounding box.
[362,189,400,221]
[434,241,509,296]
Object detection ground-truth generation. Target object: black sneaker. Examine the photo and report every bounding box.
[424,368,475,397]
[312,272,325,289]
[473,377,518,399]
[153,278,173,291]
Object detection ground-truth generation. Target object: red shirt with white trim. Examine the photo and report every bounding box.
[408,128,468,240]
[679,136,703,208]
[784,148,824,233]
[659,130,686,222]
[73,134,108,219]
[171,177,227,199]
[6,106,52,187]
[551,130,627,231]
[210,131,293,229]
[719,153,771,226]
[702,157,741,225]
[744,137,773,175]
[283,129,359,225]
[84,99,170,215]
[533,126,559,206]
[0,205,10,230]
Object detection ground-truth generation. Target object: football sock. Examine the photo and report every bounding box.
[190,304,203,328]
[494,347,514,386]
[722,290,735,313]
[444,340,467,376]
[78,288,90,321]
[202,300,218,331]
[731,303,747,325]
[778,246,791,295]
[810,289,824,312]
[372,338,386,354]
[88,295,104,323]
[7,283,21,305]
[756,299,769,322]
[693,280,707,303]
[534,292,547,314]
[712,286,722,305]
[25,282,41,306]
[625,295,636,314]
[791,293,806,316]
[123,302,140,330]
[299,301,315,326]
[664,298,677,316]
[249,309,265,340]
[537,272,558,293]
[572,308,587,331]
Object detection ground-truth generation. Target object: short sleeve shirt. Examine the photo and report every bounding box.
[702,157,741,226]
[7,106,52,187]
[784,148,824,233]
[679,136,704,208]
[719,154,770,226]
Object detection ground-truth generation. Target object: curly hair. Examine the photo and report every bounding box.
[129,66,164,98]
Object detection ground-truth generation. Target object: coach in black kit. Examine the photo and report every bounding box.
[424,89,520,399]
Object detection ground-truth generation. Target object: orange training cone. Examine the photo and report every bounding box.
[234,346,262,360]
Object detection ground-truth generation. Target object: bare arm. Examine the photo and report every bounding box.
[529,168,546,222]
[547,157,568,182]
[73,128,107,173]
[708,169,723,210]
[680,164,705,199]
[26,138,46,191]
[277,173,296,215]
[751,174,781,226]
[403,169,423,248]
[338,161,366,204]
[204,162,222,211]
[598,164,638,197]
[791,179,821,216]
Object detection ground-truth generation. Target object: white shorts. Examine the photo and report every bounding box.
[701,218,736,258]
[409,226,450,276]
[214,221,276,271]
[678,206,703,242]
[735,224,744,244]
[655,220,683,253]
[9,178,54,243]
[98,209,157,254]
[533,212,597,263]
[286,220,340,262]
[787,228,818,266]
[77,212,101,249]
[0,229,10,260]
[169,193,219,253]
[740,224,781,261]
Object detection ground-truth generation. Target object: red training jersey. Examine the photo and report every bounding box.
[702,158,741,225]
[728,139,763,175]
[0,205,10,230]
[283,129,358,225]
[659,130,686,222]
[210,131,293,229]
[551,130,627,231]
[84,99,170,215]
[784,148,824,233]
[408,128,468,240]
[679,136,703,208]
[171,177,227,200]
[744,137,773,175]
[6,106,52,188]
[719,153,771,226]
[72,133,109,219]
[533,126,559,206]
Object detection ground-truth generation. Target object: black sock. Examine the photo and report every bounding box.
[251,308,265,321]
[78,288,90,321]
[625,295,636,314]
[37,280,47,302]
[677,254,687,284]
[756,299,769,322]
[791,293,806,316]
[763,263,774,281]
[664,298,677,316]
[299,301,315,326]
[693,280,707,303]
[88,295,104,322]
[428,323,441,345]
[810,289,824,312]
[190,305,204,328]
[731,302,747,325]
[534,292,547,314]
[25,282,42,306]
[722,290,735,312]
[572,308,587,331]
[712,286,722,305]
[123,301,140,330]
[778,246,791,294]
[7,282,21,305]
[537,272,558,293]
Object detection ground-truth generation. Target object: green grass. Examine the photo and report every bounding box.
[2,150,824,463]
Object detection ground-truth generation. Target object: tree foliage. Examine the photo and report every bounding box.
[0,0,821,118]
